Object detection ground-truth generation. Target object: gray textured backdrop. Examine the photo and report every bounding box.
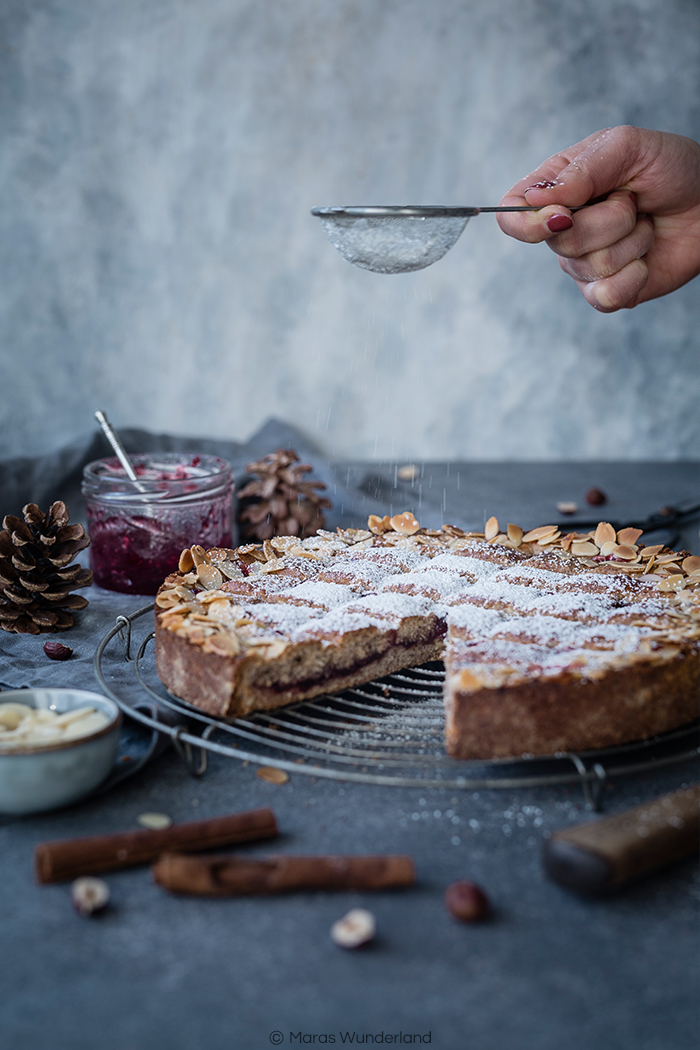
[1,0,698,462]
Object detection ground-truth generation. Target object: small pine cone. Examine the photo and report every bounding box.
[0,501,93,634]
[237,449,332,542]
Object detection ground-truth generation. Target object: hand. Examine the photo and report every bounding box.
[497,126,700,311]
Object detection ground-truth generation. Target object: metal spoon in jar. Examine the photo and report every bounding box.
[311,203,592,274]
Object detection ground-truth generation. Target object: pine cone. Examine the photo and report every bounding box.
[0,502,93,634]
[237,449,332,542]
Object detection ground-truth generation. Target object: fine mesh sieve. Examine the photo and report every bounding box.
[311,205,540,273]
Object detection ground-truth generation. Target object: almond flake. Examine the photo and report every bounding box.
[682,556,700,575]
[256,766,289,785]
[178,548,195,573]
[260,558,286,574]
[537,530,561,546]
[599,541,616,557]
[612,545,638,562]
[617,527,643,546]
[594,522,616,548]
[655,554,682,566]
[204,632,241,656]
[571,541,599,557]
[657,575,686,592]
[197,564,224,589]
[137,812,172,830]
[205,600,236,622]
[522,525,557,543]
[155,590,181,608]
[484,516,499,541]
[640,545,663,560]
[390,512,420,536]
[190,545,209,567]
[506,524,523,546]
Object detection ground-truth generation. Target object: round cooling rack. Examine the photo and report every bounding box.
[94,605,700,809]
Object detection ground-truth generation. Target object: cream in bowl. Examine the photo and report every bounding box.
[0,688,121,815]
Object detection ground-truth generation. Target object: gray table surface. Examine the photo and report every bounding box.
[1,451,699,1050]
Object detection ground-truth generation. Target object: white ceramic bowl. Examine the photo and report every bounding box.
[0,688,122,815]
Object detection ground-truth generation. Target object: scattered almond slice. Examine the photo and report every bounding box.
[594,522,616,547]
[137,812,173,830]
[522,525,558,543]
[256,766,289,785]
[484,516,499,541]
[556,502,578,515]
[397,464,418,481]
[640,545,664,560]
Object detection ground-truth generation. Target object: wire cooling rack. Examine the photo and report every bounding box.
[94,604,700,810]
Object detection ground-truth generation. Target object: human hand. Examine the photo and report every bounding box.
[497,126,700,311]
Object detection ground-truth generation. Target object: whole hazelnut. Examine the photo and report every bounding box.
[444,880,491,923]
[71,876,110,917]
[585,487,607,507]
[331,908,376,949]
[43,640,73,661]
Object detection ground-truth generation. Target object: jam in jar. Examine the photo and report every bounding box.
[82,453,234,595]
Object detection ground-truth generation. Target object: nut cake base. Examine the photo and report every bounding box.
[154,514,700,759]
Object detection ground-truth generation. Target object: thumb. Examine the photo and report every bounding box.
[522,126,649,208]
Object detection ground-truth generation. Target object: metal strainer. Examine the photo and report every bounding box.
[311,204,550,273]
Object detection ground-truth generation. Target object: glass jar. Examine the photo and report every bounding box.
[82,453,234,595]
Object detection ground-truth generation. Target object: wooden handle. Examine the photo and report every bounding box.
[543,784,700,894]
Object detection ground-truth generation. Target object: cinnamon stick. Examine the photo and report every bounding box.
[152,852,416,896]
[34,808,279,884]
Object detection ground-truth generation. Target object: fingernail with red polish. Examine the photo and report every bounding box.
[546,214,574,233]
[526,180,558,190]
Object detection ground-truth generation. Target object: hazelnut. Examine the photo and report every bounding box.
[71,877,110,917]
[585,488,607,507]
[331,908,376,949]
[444,880,491,922]
[43,640,73,661]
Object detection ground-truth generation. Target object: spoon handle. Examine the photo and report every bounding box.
[94,410,139,483]
[480,195,610,213]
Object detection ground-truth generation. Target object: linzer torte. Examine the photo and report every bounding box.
[154,513,700,759]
